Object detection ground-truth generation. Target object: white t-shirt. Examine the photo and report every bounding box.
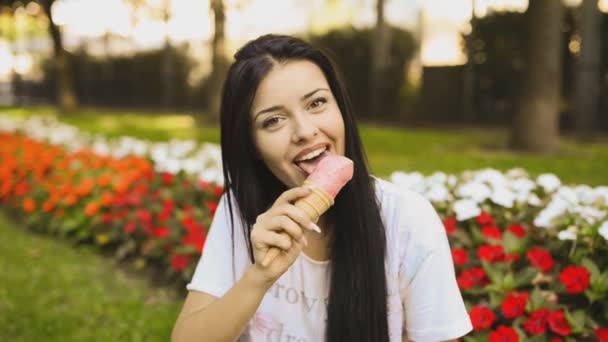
[187,176,473,342]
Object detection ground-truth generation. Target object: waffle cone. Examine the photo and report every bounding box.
[294,182,334,222]
[261,182,334,267]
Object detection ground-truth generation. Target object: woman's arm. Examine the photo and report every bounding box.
[172,266,271,342]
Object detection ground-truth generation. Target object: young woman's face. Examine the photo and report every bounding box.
[251,60,346,189]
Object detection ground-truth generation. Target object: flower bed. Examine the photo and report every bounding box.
[1,114,607,340]
[0,131,223,284]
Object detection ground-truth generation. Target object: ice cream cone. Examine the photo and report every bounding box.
[294,182,334,222]
[261,183,333,267]
[260,153,353,267]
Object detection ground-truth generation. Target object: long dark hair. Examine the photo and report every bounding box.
[219,34,389,342]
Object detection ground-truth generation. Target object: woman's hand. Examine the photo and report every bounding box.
[250,186,316,285]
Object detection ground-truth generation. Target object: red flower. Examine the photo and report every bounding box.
[523,308,549,335]
[559,265,591,294]
[457,267,488,289]
[171,254,191,271]
[124,222,137,234]
[501,291,529,319]
[212,185,224,196]
[477,212,495,226]
[469,305,496,331]
[182,231,206,253]
[481,226,502,240]
[451,248,468,267]
[152,226,170,238]
[508,224,526,238]
[504,253,521,263]
[551,339,563,342]
[162,172,174,185]
[596,328,608,342]
[527,247,555,273]
[206,201,219,217]
[136,209,152,223]
[443,216,457,234]
[478,244,504,263]
[548,310,572,336]
[489,325,519,342]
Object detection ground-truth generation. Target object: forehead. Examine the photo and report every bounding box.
[252,60,329,110]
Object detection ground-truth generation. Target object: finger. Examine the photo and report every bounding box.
[259,230,293,251]
[267,215,304,241]
[279,204,320,234]
[273,186,312,206]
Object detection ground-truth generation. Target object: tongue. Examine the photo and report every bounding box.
[298,150,329,175]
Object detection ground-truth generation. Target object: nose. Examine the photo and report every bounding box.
[291,113,319,143]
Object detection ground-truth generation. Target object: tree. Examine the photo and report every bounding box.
[573,0,601,140]
[40,0,77,113]
[205,0,228,122]
[0,0,78,113]
[511,0,562,153]
[369,0,391,119]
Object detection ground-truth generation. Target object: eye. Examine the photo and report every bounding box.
[309,97,327,110]
[262,116,283,128]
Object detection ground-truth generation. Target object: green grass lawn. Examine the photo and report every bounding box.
[0,212,182,341]
[2,105,607,186]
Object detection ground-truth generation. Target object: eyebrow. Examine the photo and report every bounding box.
[253,88,329,120]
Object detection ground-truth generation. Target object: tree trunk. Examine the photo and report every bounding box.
[41,0,78,114]
[511,0,562,153]
[574,0,601,140]
[206,0,228,123]
[161,0,174,109]
[369,0,390,120]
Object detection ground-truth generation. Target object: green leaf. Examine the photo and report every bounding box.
[528,286,546,312]
[481,261,503,285]
[581,258,600,279]
[514,266,538,288]
[564,309,585,334]
[503,272,515,291]
[503,230,523,254]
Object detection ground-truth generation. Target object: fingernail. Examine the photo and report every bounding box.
[309,222,322,234]
[300,236,309,247]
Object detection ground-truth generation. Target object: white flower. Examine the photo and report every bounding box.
[534,199,568,228]
[556,187,579,206]
[599,221,608,240]
[491,186,515,208]
[527,193,542,206]
[506,168,529,179]
[571,205,606,224]
[537,173,561,193]
[456,181,491,203]
[425,183,450,202]
[558,226,578,241]
[474,168,507,188]
[453,199,481,221]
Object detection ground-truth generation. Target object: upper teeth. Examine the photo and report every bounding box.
[296,147,326,162]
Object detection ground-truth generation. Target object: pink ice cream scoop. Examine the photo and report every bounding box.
[305,154,354,198]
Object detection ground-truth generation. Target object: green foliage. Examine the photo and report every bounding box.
[41,46,195,109]
[308,26,418,121]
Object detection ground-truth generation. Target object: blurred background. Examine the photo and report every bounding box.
[2,2,608,341]
[0,0,606,135]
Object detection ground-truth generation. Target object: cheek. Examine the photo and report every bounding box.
[254,131,290,164]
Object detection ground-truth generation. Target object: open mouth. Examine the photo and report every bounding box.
[294,146,330,176]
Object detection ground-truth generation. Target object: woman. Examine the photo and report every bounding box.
[172,34,472,342]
